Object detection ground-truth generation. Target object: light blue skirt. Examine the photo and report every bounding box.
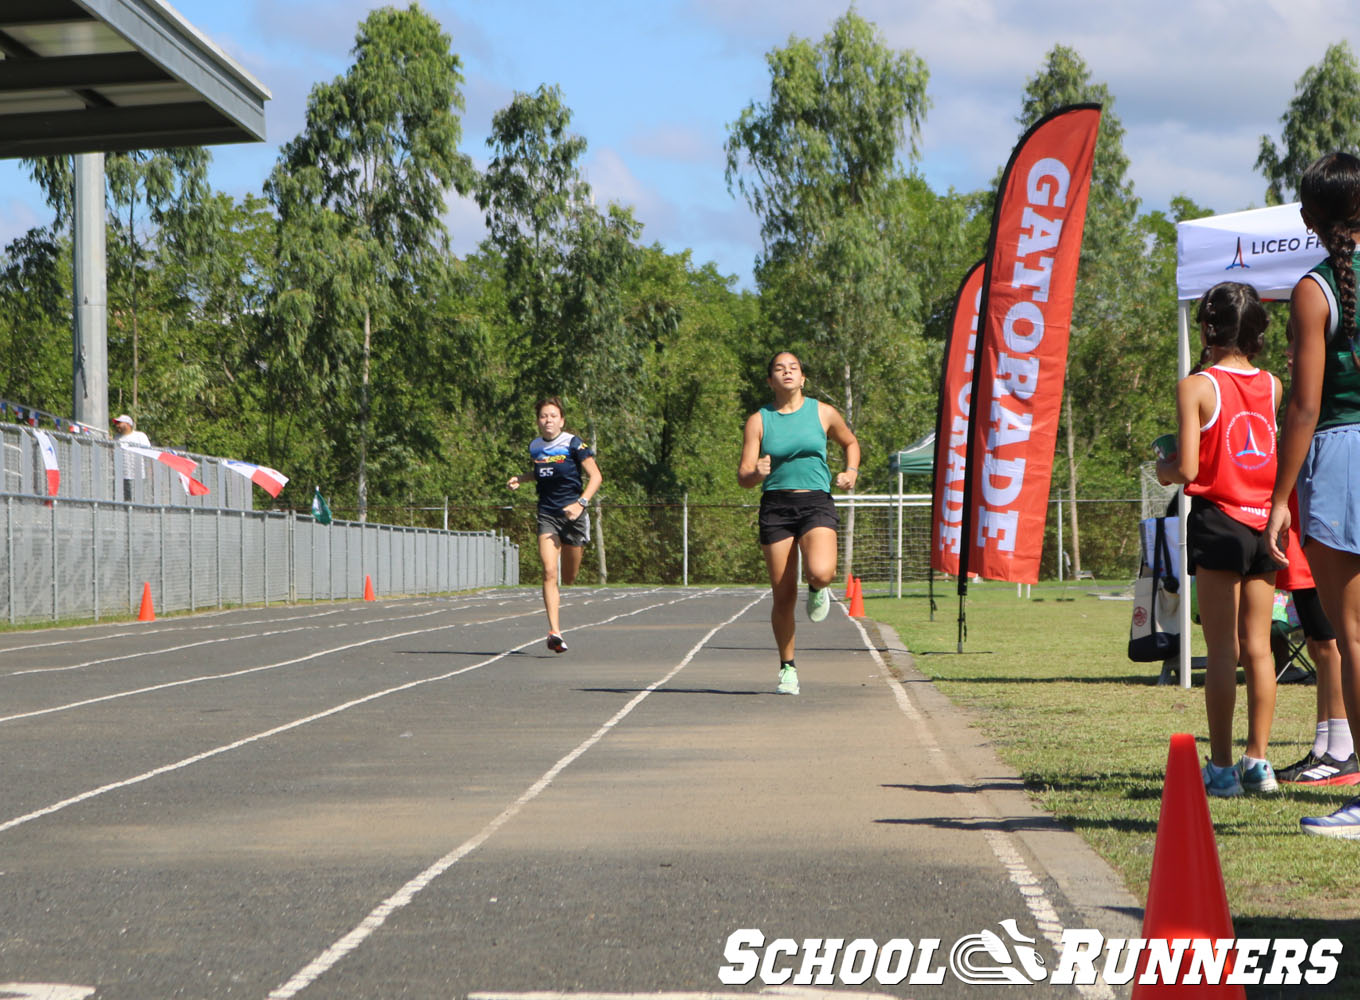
[1299,424,1360,555]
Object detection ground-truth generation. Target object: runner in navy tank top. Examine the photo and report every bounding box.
[508,396,602,654]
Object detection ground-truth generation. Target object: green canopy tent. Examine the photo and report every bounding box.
[889,431,934,478]
[884,431,935,601]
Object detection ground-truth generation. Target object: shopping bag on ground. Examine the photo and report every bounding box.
[1129,516,1181,662]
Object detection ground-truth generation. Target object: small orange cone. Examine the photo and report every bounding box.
[1130,733,1244,997]
[137,582,155,622]
[844,575,856,601]
[848,575,865,617]
[363,574,376,601]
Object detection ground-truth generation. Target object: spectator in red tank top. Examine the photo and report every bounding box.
[1157,281,1283,798]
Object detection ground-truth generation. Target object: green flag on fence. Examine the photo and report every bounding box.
[312,486,332,525]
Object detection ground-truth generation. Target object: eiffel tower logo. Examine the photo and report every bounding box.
[1226,237,1250,271]
[1235,421,1269,460]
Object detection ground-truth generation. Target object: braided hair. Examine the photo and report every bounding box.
[1195,281,1269,359]
[1300,152,1360,358]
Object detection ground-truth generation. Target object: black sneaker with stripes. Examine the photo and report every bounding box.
[1283,752,1360,786]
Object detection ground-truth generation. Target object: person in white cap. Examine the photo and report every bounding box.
[112,414,150,501]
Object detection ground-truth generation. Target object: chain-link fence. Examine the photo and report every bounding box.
[434,494,1148,592]
[1,493,518,624]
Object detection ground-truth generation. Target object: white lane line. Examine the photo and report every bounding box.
[844,614,1114,1000]
[0,590,723,837]
[2,605,502,677]
[2,589,651,685]
[266,591,760,1000]
[0,592,649,723]
[469,992,897,1000]
[0,607,356,654]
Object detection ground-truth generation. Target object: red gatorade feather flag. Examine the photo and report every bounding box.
[960,104,1101,585]
[932,260,985,576]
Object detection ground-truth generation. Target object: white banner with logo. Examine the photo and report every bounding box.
[1176,202,1325,301]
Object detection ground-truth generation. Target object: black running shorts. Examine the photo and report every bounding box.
[758,489,839,545]
[1290,586,1336,642]
[1187,496,1279,578]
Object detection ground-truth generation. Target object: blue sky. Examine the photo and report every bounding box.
[2,0,1358,287]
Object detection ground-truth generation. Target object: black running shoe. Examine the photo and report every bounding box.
[1277,751,1324,783]
[1292,753,1360,786]
[546,632,567,654]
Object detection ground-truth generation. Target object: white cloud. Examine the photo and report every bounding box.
[629,124,718,164]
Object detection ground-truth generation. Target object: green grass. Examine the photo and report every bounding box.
[865,580,1360,990]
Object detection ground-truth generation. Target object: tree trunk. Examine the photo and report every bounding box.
[358,308,371,523]
[841,361,855,582]
[590,423,607,584]
[1064,390,1081,577]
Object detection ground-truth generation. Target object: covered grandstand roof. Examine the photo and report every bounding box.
[0,0,268,157]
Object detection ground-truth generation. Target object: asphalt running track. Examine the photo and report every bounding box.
[0,586,1142,1000]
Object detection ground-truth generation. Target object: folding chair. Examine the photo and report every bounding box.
[1271,591,1317,685]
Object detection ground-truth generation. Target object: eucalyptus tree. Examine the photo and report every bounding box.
[478,84,643,580]
[264,3,473,520]
[0,228,70,414]
[1258,42,1360,204]
[725,8,930,575]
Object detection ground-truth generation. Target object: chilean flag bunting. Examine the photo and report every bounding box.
[221,459,289,498]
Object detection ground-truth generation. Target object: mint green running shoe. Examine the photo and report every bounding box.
[776,664,800,695]
[1238,757,1278,794]
[806,586,830,623]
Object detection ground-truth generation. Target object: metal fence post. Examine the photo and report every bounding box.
[92,501,100,622]
[288,509,296,603]
[216,507,222,609]
[159,504,166,615]
[6,496,13,624]
[683,492,689,588]
[50,498,59,621]
[188,508,195,612]
[127,501,133,615]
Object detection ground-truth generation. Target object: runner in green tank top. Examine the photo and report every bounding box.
[738,351,860,695]
[1266,151,1360,838]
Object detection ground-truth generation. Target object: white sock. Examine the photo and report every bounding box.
[1314,721,1330,758]
[1327,719,1354,761]
[1241,754,1267,770]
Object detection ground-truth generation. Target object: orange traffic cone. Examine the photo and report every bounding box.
[137,582,155,622]
[363,574,376,601]
[848,575,865,617]
[844,575,856,601]
[1130,733,1243,997]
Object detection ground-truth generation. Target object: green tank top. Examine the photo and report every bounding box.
[1310,255,1360,430]
[760,397,830,492]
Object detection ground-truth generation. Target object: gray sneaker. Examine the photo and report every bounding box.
[805,586,830,623]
